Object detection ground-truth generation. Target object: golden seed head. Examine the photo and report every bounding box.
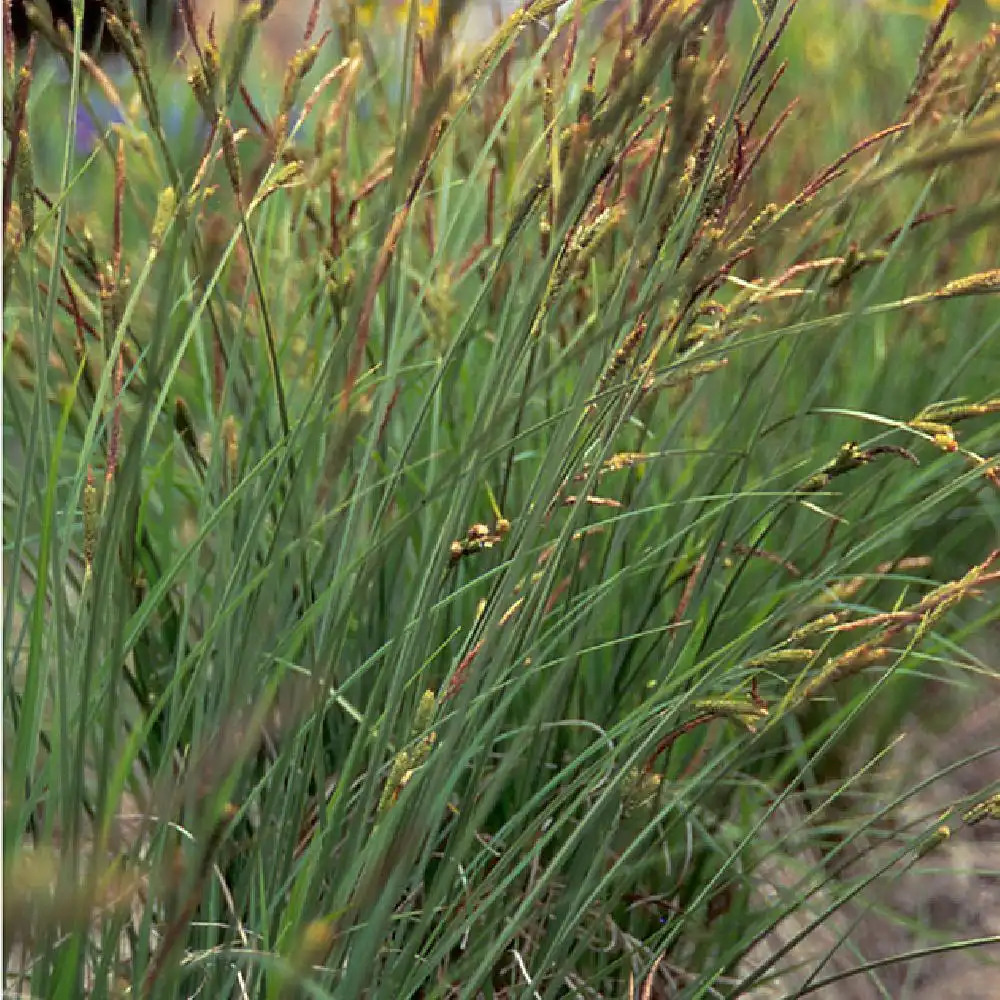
[150,186,177,253]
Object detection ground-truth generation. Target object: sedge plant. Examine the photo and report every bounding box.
[3,0,999,997]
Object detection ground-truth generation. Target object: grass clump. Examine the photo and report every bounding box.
[4,0,999,997]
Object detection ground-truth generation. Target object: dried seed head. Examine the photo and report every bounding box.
[83,468,99,569]
[15,128,33,239]
[221,416,239,490]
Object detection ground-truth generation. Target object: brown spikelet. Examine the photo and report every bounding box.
[735,98,798,201]
[742,60,787,137]
[880,206,956,246]
[3,36,35,239]
[905,0,960,111]
[112,139,125,278]
[645,711,716,772]
[106,353,124,489]
[240,82,272,140]
[744,0,799,98]
[674,552,707,626]
[303,0,322,42]
[796,123,909,205]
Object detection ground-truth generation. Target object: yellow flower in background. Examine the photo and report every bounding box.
[804,32,837,69]
[864,0,1000,15]
[417,0,439,28]
[351,0,439,30]
[922,0,1000,12]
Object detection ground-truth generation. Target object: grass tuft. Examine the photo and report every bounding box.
[4,1,999,997]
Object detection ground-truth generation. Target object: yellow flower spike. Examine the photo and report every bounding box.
[419,0,439,30]
[413,689,437,734]
[350,0,439,30]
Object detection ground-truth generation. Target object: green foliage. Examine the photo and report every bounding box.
[4,1,999,997]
